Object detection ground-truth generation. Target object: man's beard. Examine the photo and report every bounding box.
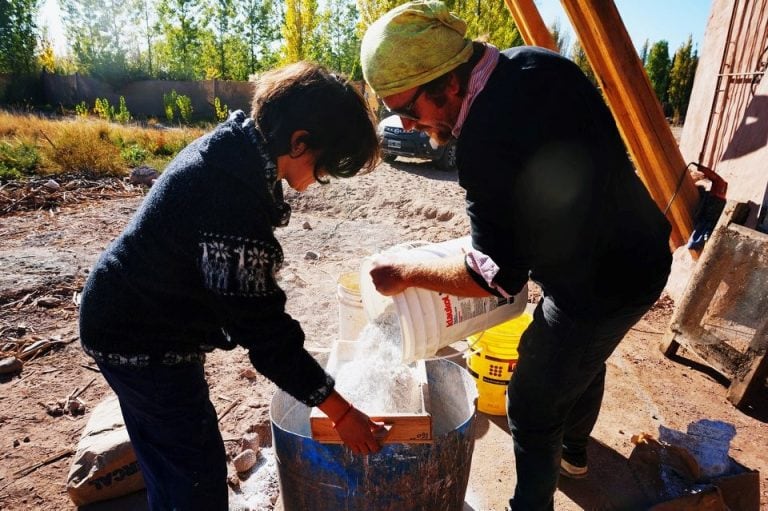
[421,123,454,146]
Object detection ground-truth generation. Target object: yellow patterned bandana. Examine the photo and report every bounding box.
[361,1,473,97]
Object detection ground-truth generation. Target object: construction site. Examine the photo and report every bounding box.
[1,0,767,510]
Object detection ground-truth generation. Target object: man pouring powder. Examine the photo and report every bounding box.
[360,2,672,510]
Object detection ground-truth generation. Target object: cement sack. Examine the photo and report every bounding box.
[66,395,145,506]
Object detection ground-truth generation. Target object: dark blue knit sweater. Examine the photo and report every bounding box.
[79,111,333,406]
[460,47,672,316]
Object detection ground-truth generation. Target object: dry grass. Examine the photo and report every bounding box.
[0,110,204,180]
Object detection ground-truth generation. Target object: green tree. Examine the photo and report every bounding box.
[0,0,40,75]
[667,35,698,124]
[549,18,569,55]
[61,0,132,82]
[315,0,362,77]
[644,40,671,115]
[639,38,649,65]
[570,39,596,86]
[237,0,279,75]
[155,0,204,79]
[129,0,159,76]
[281,0,319,64]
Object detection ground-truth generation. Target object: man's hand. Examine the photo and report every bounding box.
[369,257,411,296]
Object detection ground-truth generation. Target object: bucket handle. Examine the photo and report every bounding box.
[465,330,486,353]
[422,331,485,363]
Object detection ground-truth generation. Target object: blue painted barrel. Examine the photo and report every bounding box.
[270,358,478,511]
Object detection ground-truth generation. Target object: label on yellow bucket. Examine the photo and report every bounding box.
[467,350,516,415]
[466,313,532,416]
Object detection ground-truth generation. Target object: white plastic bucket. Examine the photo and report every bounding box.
[336,272,368,341]
[359,237,528,363]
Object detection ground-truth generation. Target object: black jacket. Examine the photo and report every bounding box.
[460,47,672,316]
[79,111,333,406]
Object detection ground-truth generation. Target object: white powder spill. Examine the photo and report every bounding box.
[229,447,279,511]
[333,312,423,415]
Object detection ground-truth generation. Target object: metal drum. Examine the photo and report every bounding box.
[270,358,478,511]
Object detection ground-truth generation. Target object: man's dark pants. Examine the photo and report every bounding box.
[95,359,228,511]
[507,281,666,511]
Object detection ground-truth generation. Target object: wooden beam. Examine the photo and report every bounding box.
[558,0,699,249]
[503,0,558,51]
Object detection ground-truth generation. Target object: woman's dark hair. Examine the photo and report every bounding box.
[251,62,380,182]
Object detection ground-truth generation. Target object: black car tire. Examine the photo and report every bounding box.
[434,142,457,171]
[382,153,397,163]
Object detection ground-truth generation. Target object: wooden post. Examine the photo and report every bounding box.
[503,0,558,51]
[557,0,699,249]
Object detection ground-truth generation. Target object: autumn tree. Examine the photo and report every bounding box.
[355,0,400,30]
[667,35,698,124]
[280,0,319,64]
[199,0,236,78]
[447,0,523,49]
[644,39,671,115]
[356,1,523,52]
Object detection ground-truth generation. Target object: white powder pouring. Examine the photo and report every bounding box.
[333,312,423,415]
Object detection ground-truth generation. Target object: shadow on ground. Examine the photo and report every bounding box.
[667,350,768,423]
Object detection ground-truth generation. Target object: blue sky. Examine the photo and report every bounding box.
[534,0,711,53]
[39,0,711,56]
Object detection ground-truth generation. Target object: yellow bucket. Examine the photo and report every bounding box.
[466,313,533,415]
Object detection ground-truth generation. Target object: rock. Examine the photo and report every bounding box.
[239,367,258,380]
[241,432,260,453]
[0,357,23,375]
[302,221,312,230]
[43,179,60,191]
[45,403,64,417]
[68,398,86,416]
[227,473,240,489]
[129,165,161,187]
[304,251,319,260]
[34,296,60,308]
[436,209,454,222]
[233,448,258,473]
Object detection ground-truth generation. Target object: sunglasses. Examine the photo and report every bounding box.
[383,86,425,121]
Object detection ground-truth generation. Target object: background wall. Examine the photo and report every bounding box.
[41,73,255,120]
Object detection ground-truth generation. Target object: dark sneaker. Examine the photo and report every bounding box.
[560,457,588,479]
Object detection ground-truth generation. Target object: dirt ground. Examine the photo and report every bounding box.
[0,158,766,510]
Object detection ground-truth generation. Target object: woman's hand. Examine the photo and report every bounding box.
[333,407,387,454]
[318,391,386,454]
